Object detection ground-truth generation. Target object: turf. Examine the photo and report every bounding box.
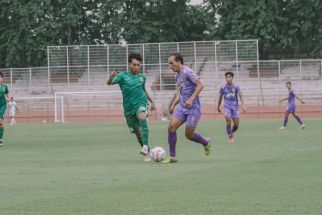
[0,119,321,215]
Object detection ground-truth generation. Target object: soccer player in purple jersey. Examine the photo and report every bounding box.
[278,81,305,129]
[162,52,211,163]
[217,72,246,144]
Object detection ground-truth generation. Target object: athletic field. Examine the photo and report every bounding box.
[1,119,321,215]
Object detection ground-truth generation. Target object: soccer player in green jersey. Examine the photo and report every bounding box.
[0,72,10,146]
[107,53,156,161]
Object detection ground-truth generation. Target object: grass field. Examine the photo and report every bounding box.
[1,119,321,215]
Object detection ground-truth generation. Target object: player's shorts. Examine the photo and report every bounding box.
[0,106,6,120]
[286,105,296,113]
[125,105,148,133]
[173,105,201,128]
[10,110,16,117]
[224,106,239,119]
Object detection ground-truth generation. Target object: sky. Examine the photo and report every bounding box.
[190,0,203,5]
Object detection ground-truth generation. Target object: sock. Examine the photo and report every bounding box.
[139,119,149,146]
[226,124,232,137]
[191,133,208,146]
[0,126,3,139]
[294,116,303,125]
[137,137,143,147]
[232,125,239,133]
[283,116,289,127]
[168,132,177,157]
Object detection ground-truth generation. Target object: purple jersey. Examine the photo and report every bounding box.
[176,66,200,112]
[219,83,241,109]
[287,89,296,112]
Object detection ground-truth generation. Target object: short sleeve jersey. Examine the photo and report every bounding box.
[113,71,147,116]
[219,83,241,109]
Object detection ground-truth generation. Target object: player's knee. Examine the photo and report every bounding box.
[168,124,177,133]
[185,132,194,140]
[138,114,146,121]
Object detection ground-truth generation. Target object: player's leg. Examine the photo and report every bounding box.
[280,111,290,129]
[10,116,14,126]
[136,105,150,155]
[162,110,186,163]
[184,109,211,156]
[292,112,305,128]
[125,114,142,147]
[0,111,5,145]
[232,118,239,133]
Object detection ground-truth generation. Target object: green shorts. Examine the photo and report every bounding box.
[0,106,6,120]
[125,105,148,133]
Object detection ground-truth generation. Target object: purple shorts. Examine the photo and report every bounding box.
[224,106,239,119]
[173,106,201,128]
[287,105,296,113]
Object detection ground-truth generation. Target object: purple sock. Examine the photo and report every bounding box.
[168,132,177,157]
[295,116,303,125]
[226,125,232,137]
[191,133,208,146]
[283,116,289,127]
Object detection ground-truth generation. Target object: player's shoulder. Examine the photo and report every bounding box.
[183,66,195,74]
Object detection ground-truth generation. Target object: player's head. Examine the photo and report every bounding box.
[0,72,3,83]
[225,72,234,84]
[286,81,291,89]
[128,52,142,74]
[10,97,14,102]
[168,52,184,73]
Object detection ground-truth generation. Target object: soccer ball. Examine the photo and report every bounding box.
[150,147,166,162]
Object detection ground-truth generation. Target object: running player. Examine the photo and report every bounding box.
[162,52,211,163]
[8,97,18,126]
[0,72,10,146]
[279,81,305,129]
[107,52,156,161]
[217,72,246,144]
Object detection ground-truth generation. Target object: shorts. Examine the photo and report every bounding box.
[10,110,16,117]
[224,106,239,119]
[173,105,201,128]
[125,105,148,133]
[287,105,296,113]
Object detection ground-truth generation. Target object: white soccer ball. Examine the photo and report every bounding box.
[150,147,166,162]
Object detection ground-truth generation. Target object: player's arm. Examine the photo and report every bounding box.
[106,71,119,85]
[144,84,156,111]
[279,98,288,103]
[185,80,203,108]
[5,93,10,103]
[295,95,305,104]
[217,94,223,113]
[168,87,180,114]
[15,105,19,114]
[238,92,246,113]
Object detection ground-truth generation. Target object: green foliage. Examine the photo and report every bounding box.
[205,0,322,59]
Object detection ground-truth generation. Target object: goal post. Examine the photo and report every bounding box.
[54,91,124,123]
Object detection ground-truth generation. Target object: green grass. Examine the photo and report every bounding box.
[1,119,321,215]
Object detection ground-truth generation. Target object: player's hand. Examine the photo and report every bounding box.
[185,98,193,108]
[217,107,221,113]
[150,102,156,111]
[241,106,247,113]
[168,105,175,114]
[109,71,118,78]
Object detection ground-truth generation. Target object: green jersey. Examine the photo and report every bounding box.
[113,71,148,116]
[0,84,9,106]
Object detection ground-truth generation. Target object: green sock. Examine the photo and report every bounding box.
[0,126,4,139]
[139,119,149,146]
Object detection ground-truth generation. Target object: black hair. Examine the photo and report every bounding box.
[225,71,234,77]
[286,81,291,85]
[0,72,3,78]
[128,52,142,63]
[169,52,184,65]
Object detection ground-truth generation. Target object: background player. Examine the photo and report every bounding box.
[162,52,211,164]
[8,97,18,126]
[279,81,305,129]
[217,72,246,144]
[0,72,10,146]
[107,53,156,161]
